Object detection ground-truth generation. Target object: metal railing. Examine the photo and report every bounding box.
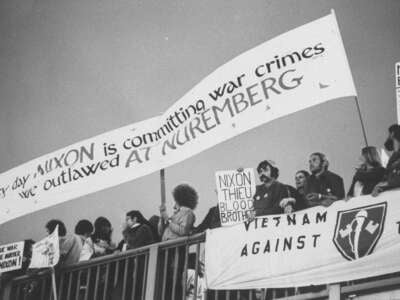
[1,232,400,300]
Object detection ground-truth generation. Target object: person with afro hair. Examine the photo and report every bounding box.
[158,184,198,300]
[158,183,198,241]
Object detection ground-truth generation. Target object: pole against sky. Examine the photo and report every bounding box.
[0,0,399,244]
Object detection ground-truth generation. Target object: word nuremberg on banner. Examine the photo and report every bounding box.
[0,241,24,273]
[215,168,256,226]
[0,12,357,224]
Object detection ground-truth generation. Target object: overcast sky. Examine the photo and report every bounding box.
[0,0,399,244]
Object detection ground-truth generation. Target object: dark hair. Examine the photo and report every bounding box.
[148,215,161,242]
[46,219,67,237]
[392,127,400,143]
[256,160,279,179]
[23,239,35,255]
[75,219,94,236]
[388,124,400,133]
[126,210,147,224]
[126,210,158,240]
[310,152,329,170]
[92,217,112,243]
[173,184,198,209]
[296,170,310,178]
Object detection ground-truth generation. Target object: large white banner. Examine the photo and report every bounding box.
[205,190,400,289]
[0,12,356,225]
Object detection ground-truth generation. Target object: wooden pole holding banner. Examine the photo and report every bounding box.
[354,96,369,147]
[330,9,368,147]
[160,169,166,207]
[50,267,58,300]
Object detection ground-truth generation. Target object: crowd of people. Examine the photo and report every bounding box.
[2,123,400,299]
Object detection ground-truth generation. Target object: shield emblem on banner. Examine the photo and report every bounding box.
[333,202,387,261]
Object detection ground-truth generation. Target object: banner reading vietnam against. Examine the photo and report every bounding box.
[205,190,400,289]
[0,11,356,225]
[215,169,255,226]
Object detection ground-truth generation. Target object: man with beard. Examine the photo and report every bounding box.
[305,152,345,207]
[252,160,294,217]
[372,124,400,196]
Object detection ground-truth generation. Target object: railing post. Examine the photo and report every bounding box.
[145,243,160,300]
[328,284,341,300]
[1,281,13,300]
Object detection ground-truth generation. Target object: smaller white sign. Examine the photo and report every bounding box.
[0,241,25,273]
[29,225,60,269]
[215,168,256,226]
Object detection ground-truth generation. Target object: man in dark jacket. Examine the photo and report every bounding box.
[122,211,155,250]
[373,124,400,196]
[193,205,221,233]
[252,160,293,217]
[305,152,345,207]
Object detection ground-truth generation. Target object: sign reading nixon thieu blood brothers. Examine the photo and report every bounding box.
[215,169,255,226]
[0,11,356,225]
[0,241,24,273]
[205,190,400,289]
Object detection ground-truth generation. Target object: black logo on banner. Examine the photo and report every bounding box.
[333,202,387,261]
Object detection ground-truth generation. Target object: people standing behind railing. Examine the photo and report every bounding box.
[347,147,385,198]
[74,219,95,261]
[193,205,221,233]
[185,253,206,300]
[251,160,295,217]
[120,210,155,250]
[158,183,198,300]
[91,217,116,258]
[293,170,310,210]
[305,152,345,207]
[45,219,82,266]
[373,124,400,196]
[193,189,221,233]
[158,183,198,241]
[148,215,162,242]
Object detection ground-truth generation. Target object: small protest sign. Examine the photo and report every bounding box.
[0,241,24,273]
[215,168,256,226]
[29,225,60,269]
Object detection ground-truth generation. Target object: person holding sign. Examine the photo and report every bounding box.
[252,160,295,217]
[45,220,82,266]
[158,183,198,241]
[158,183,198,300]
